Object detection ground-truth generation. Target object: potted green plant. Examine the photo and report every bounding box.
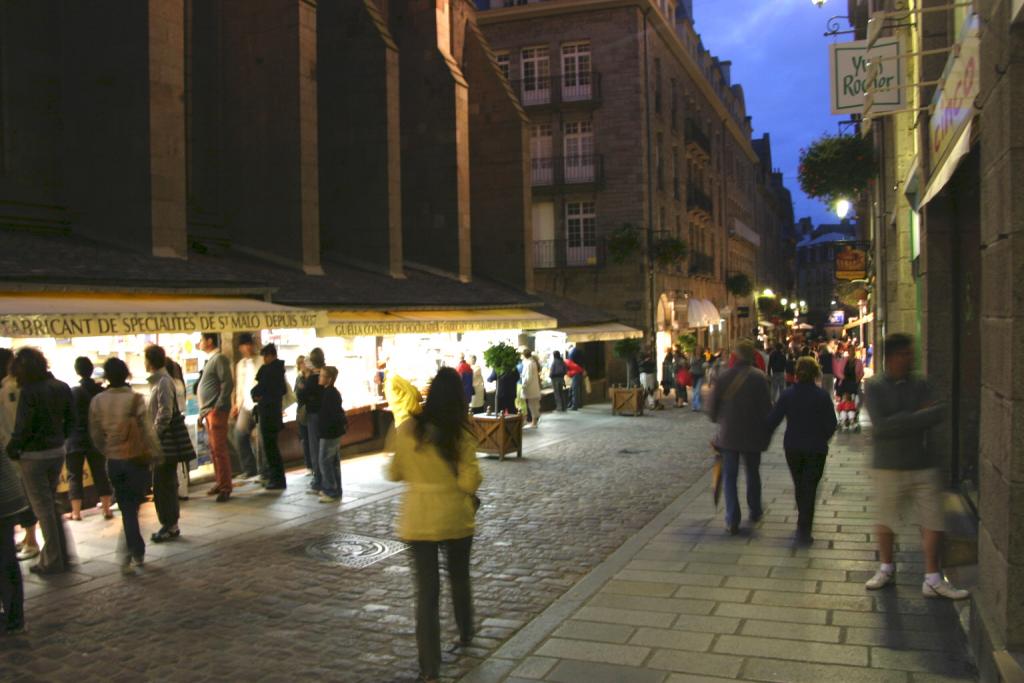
[607,224,642,264]
[483,342,521,412]
[676,333,697,353]
[653,237,689,268]
[726,272,753,298]
[613,337,642,387]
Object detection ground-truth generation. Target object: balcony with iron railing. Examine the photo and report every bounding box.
[686,183,713,220]
[685,118,712,160]
[531,154,605,188]
[689,250,715,277]
[512,73,603,107]
[533,236,606,269]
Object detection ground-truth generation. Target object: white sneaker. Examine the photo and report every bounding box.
[865,569,895,590]
[922,579,969,600]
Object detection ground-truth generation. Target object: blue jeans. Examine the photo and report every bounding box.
[720,450,763,529]
[318,436,342,499]
[307,413,322,491]
[107,458,152,560]
[691,377,704,411]
[570,374,584,409]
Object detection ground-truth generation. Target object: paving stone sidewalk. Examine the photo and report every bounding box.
[462,429,979,683]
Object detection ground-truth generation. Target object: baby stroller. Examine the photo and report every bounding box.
[835,375,861,432]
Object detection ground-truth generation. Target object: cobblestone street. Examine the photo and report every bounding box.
[2,405,715,682]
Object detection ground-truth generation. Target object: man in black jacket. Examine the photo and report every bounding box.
[251,344,288,490]
[768,344,787,404]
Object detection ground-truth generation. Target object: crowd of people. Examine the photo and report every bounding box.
[705,333,968,603]
[0,326,966,683]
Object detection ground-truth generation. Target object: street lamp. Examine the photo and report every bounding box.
[762,288,775,297]
[835,198,852,219]
[781,298,789,307]
[811,0,827,6]
[799,300,807,308]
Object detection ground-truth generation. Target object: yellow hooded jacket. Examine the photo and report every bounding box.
[386,418,482,542]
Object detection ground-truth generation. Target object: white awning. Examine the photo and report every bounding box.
[919,120,973,208]
[687,299,721,328]
[0,293,327,338]
[561,323,643,343]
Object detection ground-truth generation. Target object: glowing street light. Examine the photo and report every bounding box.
[799,300,807,308]
[781,298,789,306]
[811,0,827,6]
[762,288,775,297]
[835,198,852,219]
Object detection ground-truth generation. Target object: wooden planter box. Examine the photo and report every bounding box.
[611,387,644,416]
[470,413,524,461]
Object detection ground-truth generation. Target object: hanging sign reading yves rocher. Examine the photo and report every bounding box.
[829,37,905,115]
[0,310,328,338]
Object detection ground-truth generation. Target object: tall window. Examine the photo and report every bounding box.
[496,52,511,82]
[655,133,664,191]
[654,58,662,114]
[670,79,678,130]
[530,123,553,185]
[564,120,594,183]
[672,146,680,200]
[521,46,550,105]
[561,42,592,101]
[566,201,597,265]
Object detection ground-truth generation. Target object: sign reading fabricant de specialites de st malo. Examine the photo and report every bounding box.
[0,310,327,339]
[829,37,905,115]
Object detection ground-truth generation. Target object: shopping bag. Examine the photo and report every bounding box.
[711,447,723,508]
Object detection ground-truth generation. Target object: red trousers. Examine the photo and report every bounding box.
[204,409,233,492]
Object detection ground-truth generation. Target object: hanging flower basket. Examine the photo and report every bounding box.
[483,342,520,377]
[654,237,688,268]
[726,273,753,298]
[798,134,876,205]
[676,333,697,352]
[607,224,642,264]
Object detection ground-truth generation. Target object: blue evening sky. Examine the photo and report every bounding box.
[691,0,847,227]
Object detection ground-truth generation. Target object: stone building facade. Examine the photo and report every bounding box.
[848,0,1024,678]
[0,0,531,291]
[475,0,795,359]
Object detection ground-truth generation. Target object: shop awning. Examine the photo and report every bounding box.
[0,293,328,338]
[919,120,973,208]
[687,299,721,328]
[318,307,556,337]
[561,323,643,343]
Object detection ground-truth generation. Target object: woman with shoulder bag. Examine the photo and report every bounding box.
[89,358,160,574]
[386,367,482,683]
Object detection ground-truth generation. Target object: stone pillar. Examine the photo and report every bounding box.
[317,0,403,277]
[974,1,1024,674]
[219,0,321,274]
[463,18,532,291]
[390,0,472,281]
[61,0,188,258]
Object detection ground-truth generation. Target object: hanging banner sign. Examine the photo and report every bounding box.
[835,246,868,281]
[829,37,905,115]
[0,310,328,339]
[929,14,980,175]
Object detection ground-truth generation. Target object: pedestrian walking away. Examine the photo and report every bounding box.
[251,343,288,490]
[520,349,542,428]
[165,360,193,500]
[64,357,113,522]
[89,358,161,575]
[197,333,234,502]
[689,349,706,412]
[863,333,969,600]
[7,348,74,576]
[300,348,327,495]
[548,351,567,412]
[768,343,787,404]
[315,366,347,503]
[231,333,263,482]
[468,355,486,415]
[145,346,183,543]
[385,367,482,683]
[818,342,836,398]
[566,347,586,410]
[765,356,838,545]
[708,340,771,535]
[661,348,677,407]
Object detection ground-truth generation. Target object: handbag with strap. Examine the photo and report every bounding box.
[118,393,155,465]
[159,404,197,463]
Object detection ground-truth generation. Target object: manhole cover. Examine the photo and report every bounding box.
[305,533,408,569]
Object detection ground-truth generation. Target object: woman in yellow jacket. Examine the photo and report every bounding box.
[386,367,482,683]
